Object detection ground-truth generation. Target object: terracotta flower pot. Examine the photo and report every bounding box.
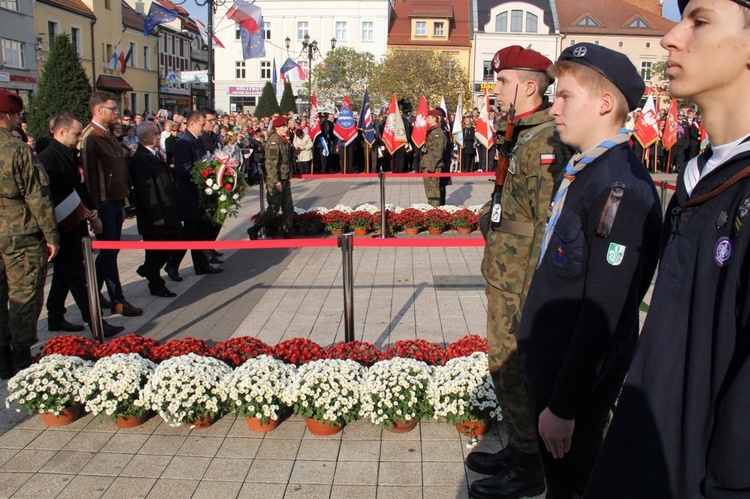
[115,414,148,429]
[456,227,472,235]
[304,417,343,436]
[456,419,490,437]
[39,405,82,427]
[427,227,443,235]
[353,227,369,236]
[403,227,420,236]
[185,416,214,429]
[245,416,279,433]
[385,420,418,433]
[329,229,344,237]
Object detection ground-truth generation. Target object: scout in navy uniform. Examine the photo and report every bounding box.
[586,1,750,497]
[420,109,446,207]
[515,43,663,497]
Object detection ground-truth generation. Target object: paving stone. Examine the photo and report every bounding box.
[244,458,294,483]
[288,459,336,484]
[139,434,186,455]
[255,438,300,460]
[79,451,134,476]
[341,421,383,440]
[423,461,469,486]
[0,449,56,472]
[422,438,466,462]
[333,460,378,485]
[56,474,115,499]
[424,484,472,498]
[421,422,464,440]
[193,480,243,499]
[338,439,381,461]
[377,460,422,486]
[237,481,286,498]
[296,438,341,460]
[145,478,199,498]
[120,454,171,478]
[101,476,156,498]
[99,432,150,454]
[11,472,74,498]
[115,414,161,435]
[263,419,306,440]
[161,455,212,480]
[330,484,377,499]
[380,439,422,461]
[202,456,252,482]
[283,483,332,498]
[0,471,32,497]
[62,430,113,452]
[0,446,19,467]
[375,485,423,498]
[176,435,224,457]
[216,437,262,459]
[39,450,95,474]
[83,417,120,433]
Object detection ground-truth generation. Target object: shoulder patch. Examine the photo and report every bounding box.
[540,153,555,165]
[270,141,277,145]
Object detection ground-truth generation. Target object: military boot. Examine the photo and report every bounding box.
[11,346,33,373]
[466,446,517,475]
[469,450,545,499]
[0,345,12,380]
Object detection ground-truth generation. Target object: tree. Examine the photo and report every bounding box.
[279,82,297,114]
[312,47,377,113]
[368,49,472,115]
[28,34,92,137]
[254,81,281,118]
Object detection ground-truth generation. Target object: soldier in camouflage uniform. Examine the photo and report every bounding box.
[466,47,574,499]
[0,89,59,379]
[247,116,293,238]
[421,110,447,207]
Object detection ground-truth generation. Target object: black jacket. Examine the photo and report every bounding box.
[173,132,207,222]
[130,144,181,236]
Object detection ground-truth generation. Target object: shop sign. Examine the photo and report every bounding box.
[229,86,263,95]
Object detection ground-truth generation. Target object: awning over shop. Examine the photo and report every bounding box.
[95,75,133,92]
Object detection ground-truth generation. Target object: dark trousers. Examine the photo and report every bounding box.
[96,200,125,303]
[527,364,625,499]
[142,233,179,292]
[47,259,91,325]
[169,220,212,272]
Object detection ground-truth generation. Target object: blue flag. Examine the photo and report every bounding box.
[240,16,266,59]
[143,3,178,37]
[358,89,376,146]
[272,58,277,86]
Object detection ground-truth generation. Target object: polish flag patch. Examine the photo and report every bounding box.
[540,154,555,165]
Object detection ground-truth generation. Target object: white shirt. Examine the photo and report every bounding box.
[684,132,750,196]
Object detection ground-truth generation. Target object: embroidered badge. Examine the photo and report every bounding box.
[735,194,750,233]
[606,243,626,266]
[716,211,728,229]
[540,154,555,165]
[714,237,732,266]
[554,243,565,266]
[509,156,517,175]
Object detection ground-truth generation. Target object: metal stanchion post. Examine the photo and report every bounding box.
[660,180,667,212]
[338,233,355,342]
[82,237,103,342]
[378,168,390,239]
[258,178,268,239]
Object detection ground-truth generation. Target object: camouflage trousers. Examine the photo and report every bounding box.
[0,233,48,349]
[485,283,538,455]
[257,180,294,230]
[422,170,441,208]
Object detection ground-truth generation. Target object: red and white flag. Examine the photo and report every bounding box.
[382,94,407,155]
[475,88,495,149]
[634,96,660,148]
[195,18,225,49]
[308,91,321,142]
[661,99,680,151]
[226,0,262,34]
[411,95,429,149]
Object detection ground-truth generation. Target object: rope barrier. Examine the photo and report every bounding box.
[292,172,495,179]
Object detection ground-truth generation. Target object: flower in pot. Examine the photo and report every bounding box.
[323,209,350,234]
[325,340,384,367]
[212,336,273,368]
[43,335,100,361]
[273,337,325,366]
[451,208,481,232]
[385,339,447,366]
[141,353,232,427]
[299,211,325,235]
[81,353,156,424]
[446,335,488,360]
[349,210,374,234]
[5,354,92,418]
[397,208,425,232]
[424,209,452,232]
[222,354,296,429]
[360,357,434,431]
[95,334,161,361]
[291,358,364,431]
[151,337,213,362]
[428,352,502,430]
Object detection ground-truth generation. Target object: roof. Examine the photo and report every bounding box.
[95,75,133,92]
[556,0,676,35]
[388,0,471,48]
[37,0,96,20]
[475,0,558,33]
[121,0,145,31]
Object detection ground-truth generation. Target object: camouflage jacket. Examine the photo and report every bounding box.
[420,125,446,173]
[264,131,290,184]
[0,127,59,244]
[481,104,572,294]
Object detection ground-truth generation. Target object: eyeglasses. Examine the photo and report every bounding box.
[121,118,131,122]
[99,105,119,112]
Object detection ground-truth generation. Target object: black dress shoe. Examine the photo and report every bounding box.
[0,346,13,380]
[211,250,223,257]
[151,288,177,298]
[164,265,183,282]
[468,453,545,499]
[195,266,223,275]
[136,266,146,278]
[48,319,86,332]
[466,446,518,475]
[209,256,224,264]
[247,225,260,240]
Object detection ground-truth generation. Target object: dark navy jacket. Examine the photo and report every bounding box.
[173,132,206,222]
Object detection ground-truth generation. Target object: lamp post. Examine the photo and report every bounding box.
[285,34,336,114]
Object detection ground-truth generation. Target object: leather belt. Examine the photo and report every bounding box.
[495,219,535,237]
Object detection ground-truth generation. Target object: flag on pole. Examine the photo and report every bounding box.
[194,18,225,49]
[272,58,277,87]
[382,94,407,154]
[334,96,358,146]
[634,95,660,148]
[280,58,306,81]
[308,91,321,142]
[120,44,133,74]
[107,41,121,72]
[700,123,709,151]
[143,2,178,37]
[411,95,429,149]
[661,99,680,151]
[439,96,449,127]
[452,95,464,148]
[239,17,265,59]
[358,88,376,146]
[226,0,262,33]
[475,88,495,149]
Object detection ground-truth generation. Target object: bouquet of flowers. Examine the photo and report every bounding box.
[151,337,213,362]
[222,354,296,424]
[141,353,232,426]
[81,353,156,421]
[191,147,250,226]
[396,208,425,230]
[291,358,364,425]
[212,336,272,367]
[360,357,433,429]
[386,339,447,366]
[428,352,501,425]
[326,340,384,367]
[446,335,488,359]
[323,210,350,232]
[95,334,161,361]
[5,355,93,416]
[44,335,99,361]
[451,209,481,230]
[424,209,453,230]
[273,337,325,366]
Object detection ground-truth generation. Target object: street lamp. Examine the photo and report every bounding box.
[286,34,336,114]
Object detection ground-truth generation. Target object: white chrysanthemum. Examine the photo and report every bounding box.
[204,188,213,195]
[293,206,308,214]
[354,203,379,214]
[440,205,461,213]
[308,206,328,215]
[290,359,364,425]
[468,204,485,214]
[221,355,295,423]
[82,353,156,419]
[386,204,403,214]
[411,203,434,212]
[332,204,353,214]
[219,194,227,202]
[205,178,214,186]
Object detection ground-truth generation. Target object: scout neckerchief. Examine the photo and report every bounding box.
[538,128,632,268]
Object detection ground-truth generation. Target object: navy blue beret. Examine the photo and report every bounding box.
[678,0,750,13]
[557,43,645,111]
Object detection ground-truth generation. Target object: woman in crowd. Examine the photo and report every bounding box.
[293,128,313,174]
[461,116,476,172]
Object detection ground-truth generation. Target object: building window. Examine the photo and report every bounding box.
[130,93,137,114]
[104,43,112,62]
[434,22,444,36]
[0,0,19,11]
[70,27,81,56]
[179,39,184,57]
[511,10,523,32]
[264,21,271,40]
[495,12,507,32]
[415,21,426,36]
[336,21,347,40]
[104,0,111,9]
[618,41,624,47]
[297,21,308,40]
[260,60,271,79]
[483,61,493,81]
[627,17,651,29]
[594,40,600,45]
[235,23,241,40]
[362,21,373,41]
[143,45,150,69]
[646,42,651,48]
[576,15,600,27]
[235,60,246,79]
[48,21,58,48]
[1,38,24,68]
[526,13,538,32]
[144,94,150,114]
[570,39,576,45]
[641,61,653,81]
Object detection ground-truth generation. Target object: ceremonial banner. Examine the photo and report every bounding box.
[452,95,464,148]
[475,88,495,149]
[308,91,321,142]
[334,96,357,146]
[382,94,407,154]
[634,96,660,148]
[661,99,680,151]
[411,95,428,149]
[358,88,376,146]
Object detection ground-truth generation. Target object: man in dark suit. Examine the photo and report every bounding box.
[130,122,181,297]
[199,107,223,265]
[166,111,221,278]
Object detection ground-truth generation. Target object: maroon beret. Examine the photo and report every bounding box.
[427,109,442,117]
[491,45,553,74]
[272,116,288,128]
[0,89,23,114]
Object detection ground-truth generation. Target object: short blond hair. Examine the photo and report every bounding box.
[549,61,629,122]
